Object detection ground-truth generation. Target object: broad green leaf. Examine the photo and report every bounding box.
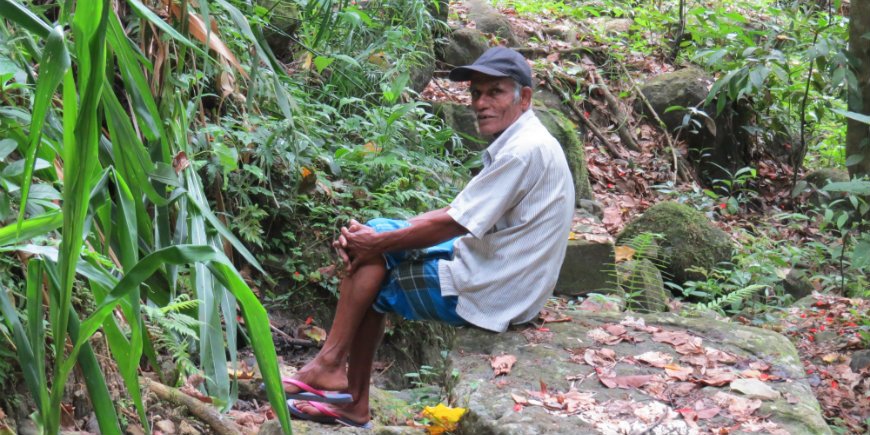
[832,108,870,125]
[185,191,265,274]
[853,237,870,270]
[0,211,62,246]
[18,25,69,232]
[0,139,17,160]
[61,245,291,435]
[42,261,121,435]
[0,286,45,425]
[50,2,110,433]
[106,14,162,142]
[101,86,168,205]
[314,55,335,73]
[822,180,870,196]
[125,0,207,57]
[0,0,52,38]
[845,154,865,166]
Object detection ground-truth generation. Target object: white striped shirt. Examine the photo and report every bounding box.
[439,109,575,332]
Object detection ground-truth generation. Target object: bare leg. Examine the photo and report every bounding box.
[286,257,387,394]
[293,307,385,424]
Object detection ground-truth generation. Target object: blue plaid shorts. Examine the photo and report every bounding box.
[366,218,468,326]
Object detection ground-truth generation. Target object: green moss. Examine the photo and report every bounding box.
[534,107,593,203]
[617,202,733,284]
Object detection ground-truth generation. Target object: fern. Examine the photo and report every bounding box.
[142,295,202,383]
[697,284,767,314]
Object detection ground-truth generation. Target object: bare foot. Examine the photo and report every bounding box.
[290,400,370,426]
[284,357,349,394]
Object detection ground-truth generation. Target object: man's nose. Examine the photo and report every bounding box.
[472,96,488,111]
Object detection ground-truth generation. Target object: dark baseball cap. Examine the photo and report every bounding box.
[448,46,532,88]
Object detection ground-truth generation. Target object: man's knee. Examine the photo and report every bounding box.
[365,218,410,234]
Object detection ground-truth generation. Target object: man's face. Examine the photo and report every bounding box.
[470,74,531,136]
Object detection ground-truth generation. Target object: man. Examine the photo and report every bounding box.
[283,47,575,428]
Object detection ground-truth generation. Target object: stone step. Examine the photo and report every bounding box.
[555,238,615,297]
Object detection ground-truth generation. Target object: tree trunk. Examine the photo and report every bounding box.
[847,1,870,178]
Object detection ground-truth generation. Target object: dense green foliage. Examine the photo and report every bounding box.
[0,0,868,432]
[0,0,466,432]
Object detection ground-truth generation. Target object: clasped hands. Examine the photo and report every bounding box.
[333,219,381,274]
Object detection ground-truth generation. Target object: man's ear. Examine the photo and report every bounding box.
[521,86,533,110]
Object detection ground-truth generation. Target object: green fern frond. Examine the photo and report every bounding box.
[698,284,766,313]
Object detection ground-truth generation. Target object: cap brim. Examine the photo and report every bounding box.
[448,65,510,82]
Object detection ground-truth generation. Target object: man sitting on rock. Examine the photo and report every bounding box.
[283,46,575,428]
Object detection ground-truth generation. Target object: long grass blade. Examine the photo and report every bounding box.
[0,286,44,426]
[58,245,292,435]
[49,1,109,433]
[0,211,62,246]
[125,0,207,57]
[42,261,122,435]
[0,0,52,38]
[17,25,70,232]
[24,259,47,416]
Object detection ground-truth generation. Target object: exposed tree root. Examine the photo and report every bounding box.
[141,377,256,435]
[616,62,698,184]
[543,75,628,160]
[588,73,641,152]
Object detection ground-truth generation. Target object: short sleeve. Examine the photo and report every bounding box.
[448,154,530,238]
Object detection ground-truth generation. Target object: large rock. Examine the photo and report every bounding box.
[464,0,519,46]
[635,68,795,185]
[432,101,488,151]
[438,27,489,68]
[802,168,850,208]
[617,202,733,284]
[450,311,831,434]
[258,0,299,62]
[535,107,593,204]
[555,239,615,296]
[409,42,436,93]
[636,67,711,134]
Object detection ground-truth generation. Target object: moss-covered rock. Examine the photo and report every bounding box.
[803,168,850,208]
[635,67,710,132]
[258,0,299,62]
[617,258,670,312]
[465,0,519,46]
[432,102,488,152]
[535,107,593,204]
[437,27,489,68]
[617,202,733,284]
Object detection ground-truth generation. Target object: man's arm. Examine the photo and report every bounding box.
[337,208,467,273]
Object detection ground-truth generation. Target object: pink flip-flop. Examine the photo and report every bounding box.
[282,378,353,404]
[287,399,373,429]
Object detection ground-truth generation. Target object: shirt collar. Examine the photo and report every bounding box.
[483,109,535,166]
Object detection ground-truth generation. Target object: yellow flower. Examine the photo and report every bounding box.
[422,404,467,434]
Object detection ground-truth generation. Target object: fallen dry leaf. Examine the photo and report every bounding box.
[615,245,636,262]
[664,364,694,381]
[712,391,762,418]
[598,372,656,389]
[583,348,618,368]
[491,354,518,377]
[602,324,627,337]
[587,328,623,345]
[301,325,327,343]
[577,297,621,313]
[729,378,780,401]
[539,309,572,323]
[635,351,673,368]
[698,368,737,387]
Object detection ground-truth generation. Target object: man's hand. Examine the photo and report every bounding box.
[333,219,382,274]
